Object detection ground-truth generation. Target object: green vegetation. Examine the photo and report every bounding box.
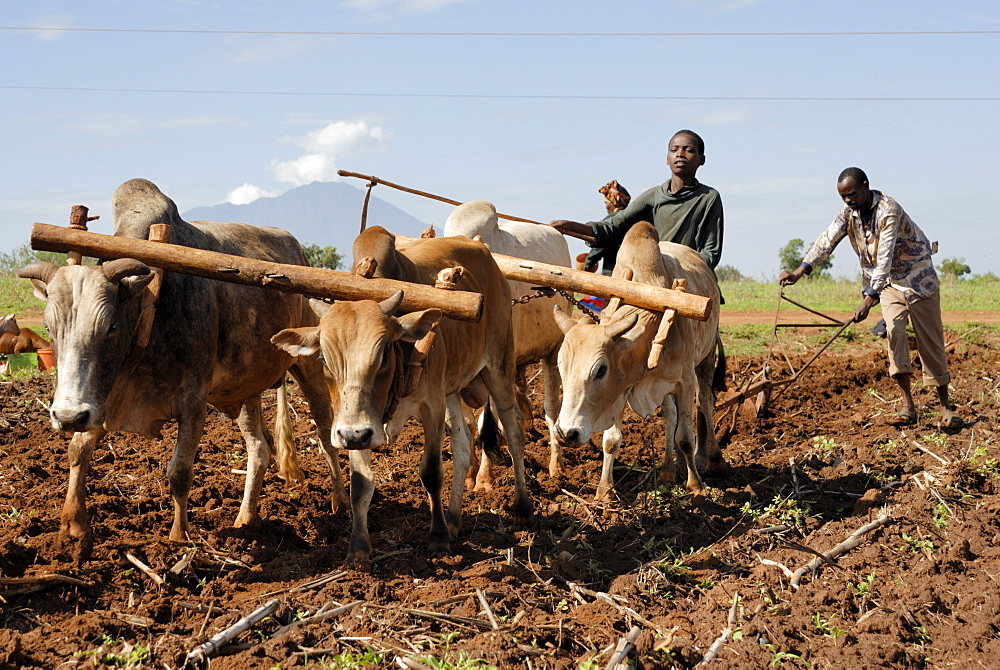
[301,242,343,271]
[740,494,818,529]
[719,274,1000,312]
[778,238,833,278]
[73,635,148,669]
[939,256,971,279]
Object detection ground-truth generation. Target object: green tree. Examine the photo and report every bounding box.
[301,243,343,271]
[715,264,747,282]
[938,256,971,280]
[778,238,832,279]
[0,243,86,275]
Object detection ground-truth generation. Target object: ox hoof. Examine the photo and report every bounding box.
[509,498,534,526]
[344,552,372,571]
[705,458,730,475]
[58,530,95,563]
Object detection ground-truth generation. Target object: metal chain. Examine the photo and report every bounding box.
[511,286,600,321]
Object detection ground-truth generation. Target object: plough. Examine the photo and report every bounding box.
[714,288,856,417]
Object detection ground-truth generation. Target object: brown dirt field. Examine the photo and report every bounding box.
[2,326,999,669]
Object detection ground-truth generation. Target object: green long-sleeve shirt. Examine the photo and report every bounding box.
[589,180,724,270]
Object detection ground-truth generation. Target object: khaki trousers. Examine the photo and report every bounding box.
[879,286,951,387]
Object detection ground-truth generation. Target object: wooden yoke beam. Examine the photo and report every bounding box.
[396,235,712,322]
[29,223,484,323]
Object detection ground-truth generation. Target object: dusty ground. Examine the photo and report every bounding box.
[1,322,999,669]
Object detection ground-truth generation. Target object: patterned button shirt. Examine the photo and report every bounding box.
[802,191,939,303]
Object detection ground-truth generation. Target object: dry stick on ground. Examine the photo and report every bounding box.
[0,573,92,599]
[790,510,894,588]
[697,593,741,666]
[395,657,436,670]
[566,581,658,631]
[124,552,164,589]
[270,600,362,639]
[789,457,802,498]
[185,598,281,665]
[604,625,642,670]
[475,588,500,630]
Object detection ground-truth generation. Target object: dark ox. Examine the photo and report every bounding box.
[19,178,347,559]
[272,226,532,566]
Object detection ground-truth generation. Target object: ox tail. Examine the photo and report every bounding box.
[713,332,728,393]
[478,402,506,467]
[274,375,306,487]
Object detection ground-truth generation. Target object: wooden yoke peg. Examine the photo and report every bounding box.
[135,223,172,347]
[66,205,100,265]
[647,278,689,369]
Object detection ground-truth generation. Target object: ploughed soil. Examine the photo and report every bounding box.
[2,324,999,669]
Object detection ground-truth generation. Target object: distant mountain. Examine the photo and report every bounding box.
[182,181,432,263]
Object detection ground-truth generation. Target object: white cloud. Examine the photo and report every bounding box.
[28,14,75,42]
[270,120,390,186]
[226,183,279,205]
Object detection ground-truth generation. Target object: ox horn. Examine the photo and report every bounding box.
[102,258,151,283]
[17,261,60,285]
[378,290,404,315]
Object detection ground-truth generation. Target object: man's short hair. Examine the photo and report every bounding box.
[672,129,705,154]
[838,167,869,184]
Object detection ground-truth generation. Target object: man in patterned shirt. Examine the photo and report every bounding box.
[779,167,962,429]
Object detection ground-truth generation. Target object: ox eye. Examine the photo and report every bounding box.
[594,363,608,381]
[108,322,119,334]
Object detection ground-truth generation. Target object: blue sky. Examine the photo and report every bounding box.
[2,0,999,279]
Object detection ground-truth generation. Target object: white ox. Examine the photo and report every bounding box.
[272,226,532,566]
[552,222,724,499]
[444,200,572,478]
[18,178,347,559]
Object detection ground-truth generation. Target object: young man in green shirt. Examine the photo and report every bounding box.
[549,129,724,272]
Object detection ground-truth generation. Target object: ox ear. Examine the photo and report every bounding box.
[604,312,644,343]
[102,259,154,298]
[271,327,321,358]
[309,298,332,319]
[396,309,442,343]
[18,261,61,300]
[379,290,405,316]
[553,305,579,334]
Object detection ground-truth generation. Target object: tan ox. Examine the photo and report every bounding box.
[552,222,724,499]
[272,226,532,566]
[444,200,572,479]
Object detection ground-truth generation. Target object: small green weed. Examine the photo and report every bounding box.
[811,435,838,458]
[932,503,949,529]
[898,533,936,554]
[812,612,846,639]
[848,571,876,597]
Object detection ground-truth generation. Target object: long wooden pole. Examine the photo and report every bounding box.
[337,170,596,243]
[395,235,712,322]
[29,223,484,323]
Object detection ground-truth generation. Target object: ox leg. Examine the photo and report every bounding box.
[60,428,106,559]
[288,361,350,512]
[444,395,472,538]
[479,366,533,524]
[659,397,679,485]
[696,356,727,475]
[515,366,533,432]
[346,449,375,567]
[167,412,207,542]
[418,400,452,555]
[595,418,623,502]
[462,404,491,492]
[234,397,271,529]
[672,379,706,493]
[541,352,565,478]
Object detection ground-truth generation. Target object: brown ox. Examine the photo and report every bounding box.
[552,222,724,499]
[19,178,347,559]
[272,226,531,565]
[0,313,50,354]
